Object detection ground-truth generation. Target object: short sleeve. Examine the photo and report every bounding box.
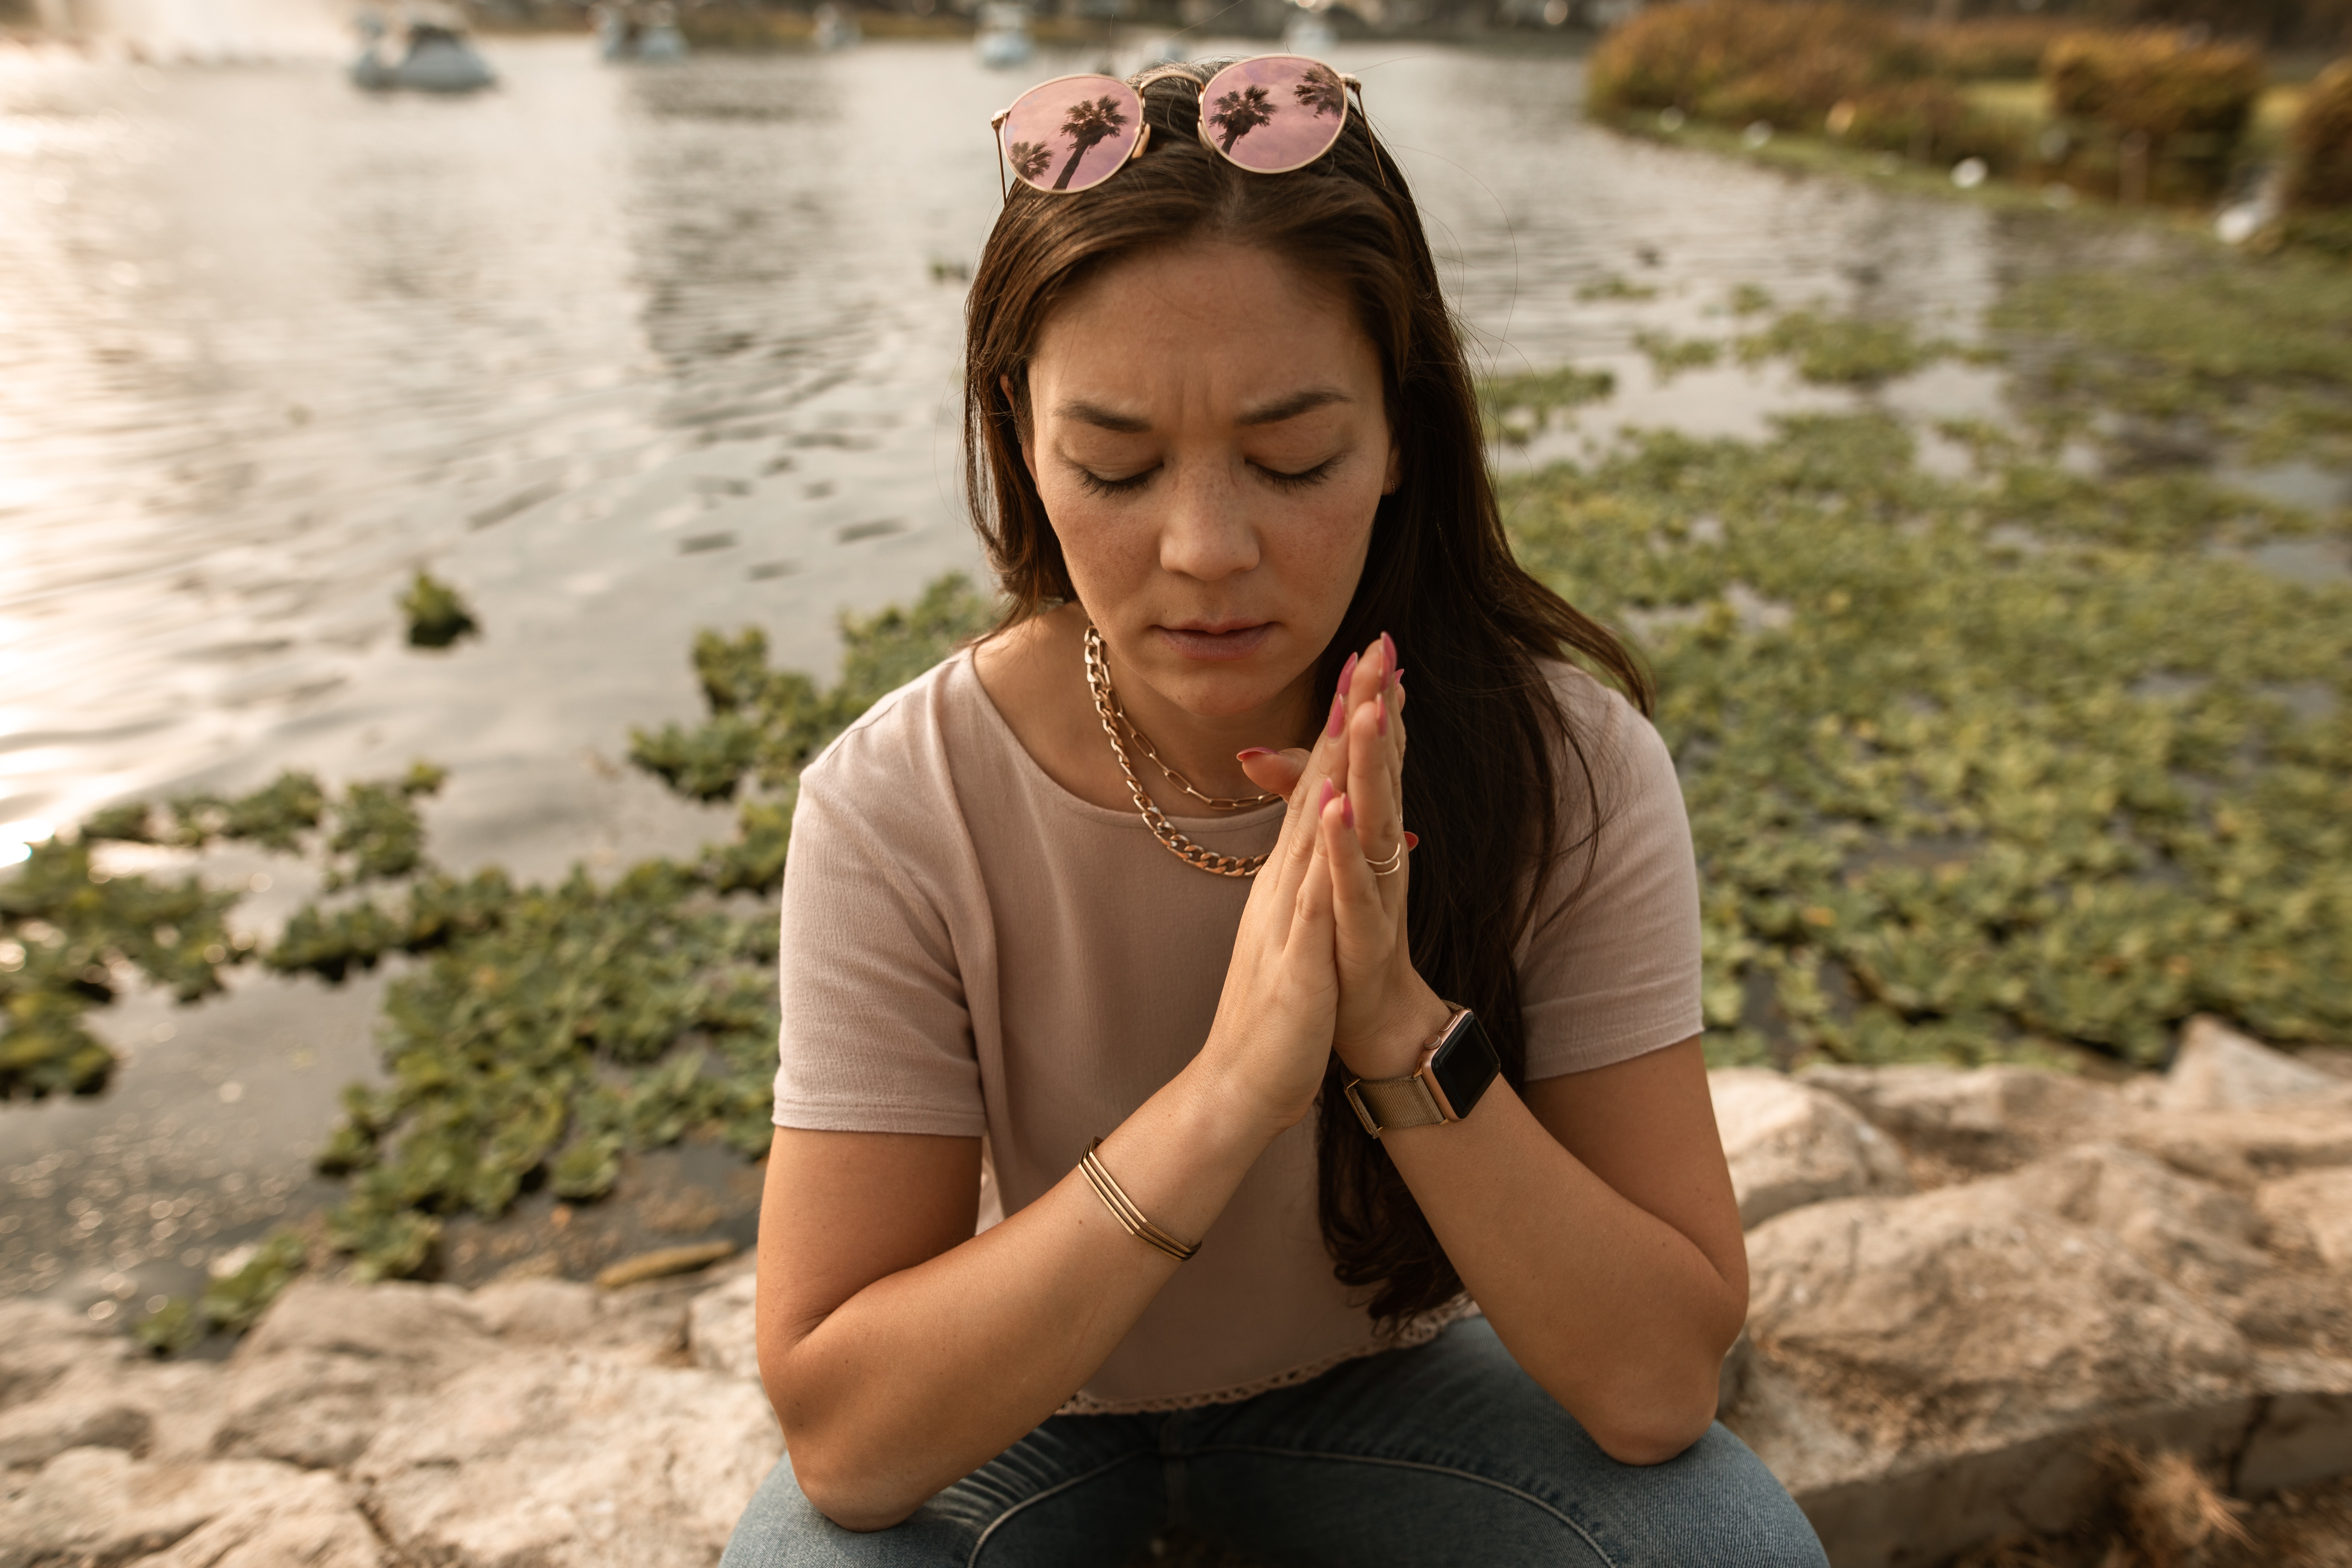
[1516,672,1703,1080]
[771,698,986,1138]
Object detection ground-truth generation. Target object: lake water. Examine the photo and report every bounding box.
[0,35,2012,1307]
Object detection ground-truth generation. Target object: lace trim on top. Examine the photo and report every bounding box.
[1053,1296,1482,1417]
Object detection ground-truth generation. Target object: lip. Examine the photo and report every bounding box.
[1155,622,1275,662]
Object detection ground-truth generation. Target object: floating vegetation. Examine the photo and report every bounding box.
[138,1227,310,1352]
[1993,251,2352,467]
[1735,309,1962,387]
[1504,410,2350,1068]
[1,767,452,1099]
[1577,274,1660,303]
[1635,330,1725,380]
[400,570,480,649]
[275,575,996,1281]
[1478,365,1618,442]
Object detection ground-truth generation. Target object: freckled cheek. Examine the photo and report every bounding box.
[1039,487,1158,595]
[1262,490,1380,607]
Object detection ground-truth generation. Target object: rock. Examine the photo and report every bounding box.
[212,1280,494,1470]
[594,1241,738,1291]
[2257,1169,2352,1270]
[1729,1181,2257,1565]
[353,1352,779,1568]
[2003,1141,2272,1301]
[689,1269,760,1382]
[471,1275,606,1345]
[0,1447,377,1568]
[1708,1068,1912,1227]
[0,1357,226,1470]
[1799,1062,2119,1179]
[133,1464,388,1568]
[2157,1016,2352,1113]
[0,1297,126,1409]
[2118,1103,2352,1189]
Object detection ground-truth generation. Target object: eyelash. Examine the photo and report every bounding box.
[1071,459,1337,497]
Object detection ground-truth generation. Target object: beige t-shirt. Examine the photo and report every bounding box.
[772,648,1701,1412]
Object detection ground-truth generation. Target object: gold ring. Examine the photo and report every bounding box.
[1366,841,1406,877]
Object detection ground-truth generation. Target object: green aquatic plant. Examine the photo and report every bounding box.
[134,1226,307,1354]
[1992,249,2352,467]
[1635,330,1724,380]
[1577,274,1659,302]
[1477,365,1618,442]
[400,570,479,649]
[1735,309,1960,386]
[1503,410,2351,1068]
[0,766,458,1099]
[282,575,997,1280]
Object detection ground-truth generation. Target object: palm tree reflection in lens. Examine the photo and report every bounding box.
[1053,94,1129,190]
[1292,62,1344,120]
[1209,84,1275,154]
[1008,140,1052,184]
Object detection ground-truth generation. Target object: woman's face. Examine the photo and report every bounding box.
[1021,239,1397,722]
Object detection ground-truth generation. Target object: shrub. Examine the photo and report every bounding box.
[1588,1,1917,122]
[2286,57,2352,210]
[2044,29,2264,198]
[1919,17,2071,82]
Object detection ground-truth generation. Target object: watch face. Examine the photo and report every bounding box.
[1428,1011,1500,1121]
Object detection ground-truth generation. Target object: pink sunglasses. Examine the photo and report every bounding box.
[991,55,1365,198]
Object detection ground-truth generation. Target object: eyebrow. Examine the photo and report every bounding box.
[1052,387,1356,434]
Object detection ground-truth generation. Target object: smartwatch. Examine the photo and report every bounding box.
[1343,1007,1501,1138]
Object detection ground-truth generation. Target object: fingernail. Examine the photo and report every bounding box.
[1318,781,1335,813]
[1405,831,1420,850]
[1326,694,1345,738]
[1341,793,1354,829]
[1339,651,1359,691]
[1381,631,1396,677]
[1236,747,1275,761]
[1393,668,1405,693]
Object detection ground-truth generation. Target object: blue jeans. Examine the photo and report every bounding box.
[720,1319,1826,1567]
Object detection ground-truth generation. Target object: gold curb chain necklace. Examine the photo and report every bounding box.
[1084,623,1276,878]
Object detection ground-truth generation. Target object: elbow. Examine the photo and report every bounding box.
[781,1431,921,1534]
[1557,1359,1724,1469]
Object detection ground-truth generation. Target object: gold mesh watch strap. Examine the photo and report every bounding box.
[1344,1072,1447,1138]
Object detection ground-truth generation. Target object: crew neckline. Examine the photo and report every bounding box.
[950,647,1290,836]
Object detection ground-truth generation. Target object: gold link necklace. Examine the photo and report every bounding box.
[1084,624,1277,878]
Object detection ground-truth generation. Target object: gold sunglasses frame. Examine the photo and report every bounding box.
[990,58,1368,202]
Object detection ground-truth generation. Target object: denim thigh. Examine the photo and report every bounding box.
[718,1413,1165,1568]
[1168,1319,1829,1568]
[720,1319,1826,1568]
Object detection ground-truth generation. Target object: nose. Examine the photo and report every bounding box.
[1156,464,1260,584]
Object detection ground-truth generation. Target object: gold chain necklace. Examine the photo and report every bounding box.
[1084,624,1276,878]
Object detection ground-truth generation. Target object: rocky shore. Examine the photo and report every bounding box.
[3,1019,2348,1568]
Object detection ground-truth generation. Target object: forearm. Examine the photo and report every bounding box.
[1381,1082,1745,1463]
[772,1063,1279,1528]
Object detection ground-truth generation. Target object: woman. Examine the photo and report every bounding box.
[724,57,1827,1567]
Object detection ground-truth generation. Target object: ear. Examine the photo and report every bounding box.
[1002,372,1038,485]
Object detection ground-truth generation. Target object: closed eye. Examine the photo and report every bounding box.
[1075,466,1156,497]
[1256,457,1337,491]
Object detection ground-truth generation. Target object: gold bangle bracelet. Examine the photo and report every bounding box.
[1079,1138,1199,1262]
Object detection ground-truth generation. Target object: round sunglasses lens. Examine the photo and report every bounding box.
[1199,55,1348,174]
[1000,76,1143,194]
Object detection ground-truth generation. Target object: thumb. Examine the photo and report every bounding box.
[1237,747,1310,802]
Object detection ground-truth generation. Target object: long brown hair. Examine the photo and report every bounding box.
[963,63,1650,1324]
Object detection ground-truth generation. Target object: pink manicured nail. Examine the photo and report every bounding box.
[1341,793,1355,829]
[1326,694,1345,738]
[1236,747,1275,761]
[1380,631,1396,678]
[1318,781,1335,813]
[1339,651,1360,691]
[1393,669,1404,693]
[1405,831,1420,850]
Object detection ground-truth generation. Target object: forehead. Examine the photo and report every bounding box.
[1030,241,1380,414]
